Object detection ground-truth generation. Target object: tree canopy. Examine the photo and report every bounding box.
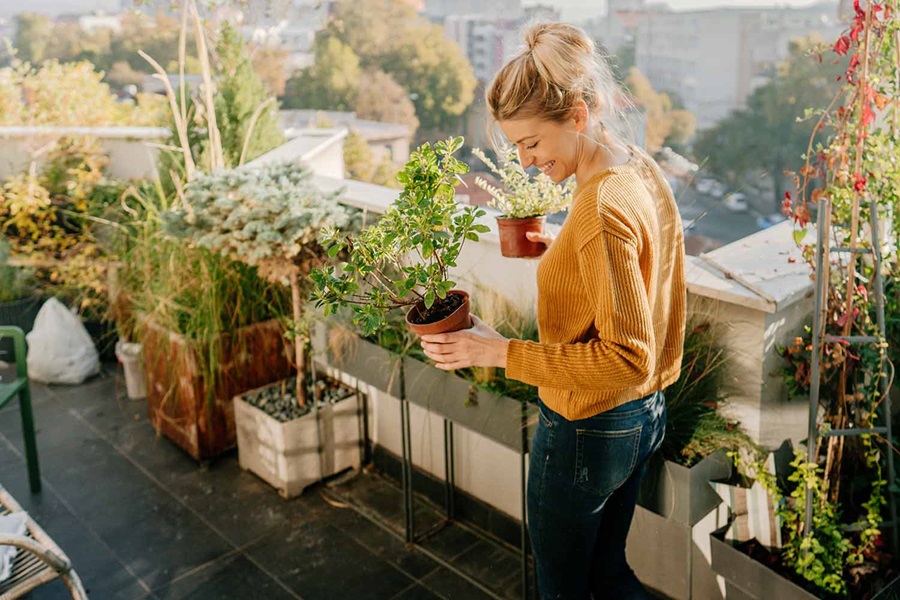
[693,37,843,208]
[625,67,696,153]
[325,0,476,137]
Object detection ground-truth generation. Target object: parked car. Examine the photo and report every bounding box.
[695,178,716,195]
[708,181,726,199]
[723,192,749,212]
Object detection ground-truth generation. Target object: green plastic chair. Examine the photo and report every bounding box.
[0,326,41,493]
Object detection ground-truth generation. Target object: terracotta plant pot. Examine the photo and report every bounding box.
[405,289,472,336]
[496,215,547,258]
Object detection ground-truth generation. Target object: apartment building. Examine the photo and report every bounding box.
[634,3,843,128]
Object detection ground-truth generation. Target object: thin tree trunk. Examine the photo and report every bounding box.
[290,272,306,407]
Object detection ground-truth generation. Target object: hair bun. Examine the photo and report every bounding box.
[487,21,635,148]
[525,23,549,51]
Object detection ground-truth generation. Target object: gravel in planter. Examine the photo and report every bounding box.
[240,376,353,423]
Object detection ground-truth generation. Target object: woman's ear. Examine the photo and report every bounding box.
[572,100,590,133]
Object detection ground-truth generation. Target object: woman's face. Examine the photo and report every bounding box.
[498,110,585,184]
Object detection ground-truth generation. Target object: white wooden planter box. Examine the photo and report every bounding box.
[234,385,361,498]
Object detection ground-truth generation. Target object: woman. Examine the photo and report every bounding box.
[419,22,686,600]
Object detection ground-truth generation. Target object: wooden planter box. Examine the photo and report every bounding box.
[234,385,362,498]
[140,317,293,461]
[627,452,733,600]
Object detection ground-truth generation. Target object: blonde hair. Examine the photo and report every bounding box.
[486,22,634,148]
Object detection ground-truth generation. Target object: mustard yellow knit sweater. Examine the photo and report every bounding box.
[505,149,686,420]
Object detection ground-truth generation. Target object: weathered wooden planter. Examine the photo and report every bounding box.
[627,451,733,600]
[234,383,361,498]
[140,317,293,460]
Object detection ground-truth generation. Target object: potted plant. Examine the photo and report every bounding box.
[312,136,490,336]
[711,1,900,597]
[471,147,573,258]
[114,2,304,460]
[127,231,293,460]
[163,160,362,497]
[0,240,42,360]
[627,317,756,600]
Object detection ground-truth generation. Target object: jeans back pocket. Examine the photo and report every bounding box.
[574,425,642,496]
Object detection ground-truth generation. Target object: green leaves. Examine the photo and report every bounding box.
[310,137,486,335]
[163,162,349,281]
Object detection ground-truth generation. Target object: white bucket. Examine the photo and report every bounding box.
[115,340,146,400]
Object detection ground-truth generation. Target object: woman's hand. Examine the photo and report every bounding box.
[420,315,509,371]
[526,230,555,248]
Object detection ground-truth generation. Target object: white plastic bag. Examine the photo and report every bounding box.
[0,512,27,582]
[26,297,100,384]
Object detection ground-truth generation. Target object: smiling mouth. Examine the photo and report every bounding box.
[538,160,555,174]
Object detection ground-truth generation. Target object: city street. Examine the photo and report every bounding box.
[674,183,774,248]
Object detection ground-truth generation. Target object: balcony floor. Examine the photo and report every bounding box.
[0,365,538,600]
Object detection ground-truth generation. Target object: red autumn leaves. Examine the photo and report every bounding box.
[784,0,892,264]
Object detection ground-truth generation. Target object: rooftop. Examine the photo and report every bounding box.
[0,366,535,599]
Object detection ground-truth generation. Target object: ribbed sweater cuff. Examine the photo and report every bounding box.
[505,339,533,385]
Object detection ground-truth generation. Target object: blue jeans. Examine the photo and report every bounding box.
[527,391,666,600]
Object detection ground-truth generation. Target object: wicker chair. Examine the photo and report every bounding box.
[0,486,87,599]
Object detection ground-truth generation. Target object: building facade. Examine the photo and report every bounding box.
[634,3,843,129]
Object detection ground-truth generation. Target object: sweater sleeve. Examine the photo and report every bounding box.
[505,228,656,392]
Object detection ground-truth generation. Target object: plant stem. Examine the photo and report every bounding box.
[843,3,875,339]
[290,271,306,407]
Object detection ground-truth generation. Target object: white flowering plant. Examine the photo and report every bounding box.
[472,147,574,219]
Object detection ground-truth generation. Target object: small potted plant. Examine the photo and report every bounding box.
[164,161,361,496]
[312,136,490,337]
[471,147,574,258]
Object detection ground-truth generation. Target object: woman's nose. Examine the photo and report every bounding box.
[517,149,534,168]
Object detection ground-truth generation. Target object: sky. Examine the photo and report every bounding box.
[527,0,833,21]
[1,0,836,22]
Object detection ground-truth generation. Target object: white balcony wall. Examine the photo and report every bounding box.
[371,387,527,520]
[0,127,168,181]
[684,224,816,449]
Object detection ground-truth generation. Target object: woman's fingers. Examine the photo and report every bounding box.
[421,341,454,356]
[433,360,468,371]
[525,231,555,247]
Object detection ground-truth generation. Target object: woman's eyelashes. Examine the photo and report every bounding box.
[526,141,539,150]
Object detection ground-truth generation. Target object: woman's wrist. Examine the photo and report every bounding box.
[495,339,510,369]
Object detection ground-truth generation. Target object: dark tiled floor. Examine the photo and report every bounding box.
[0,365,532,600]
